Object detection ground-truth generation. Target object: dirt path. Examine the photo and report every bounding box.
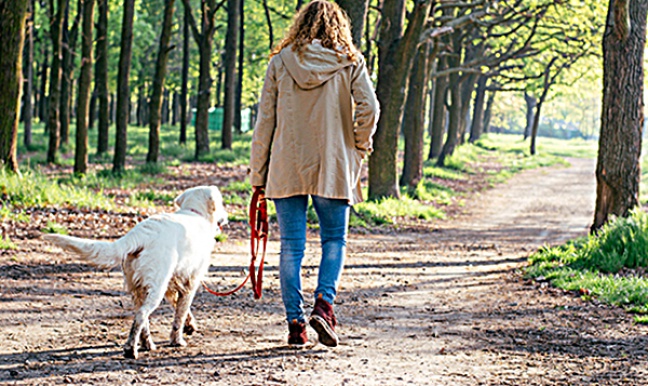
[2,158,647,385]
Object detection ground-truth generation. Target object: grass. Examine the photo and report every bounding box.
[13,122,597,228]
[0,169,114,210]
[0,235,17,250]
[525,209,648,316]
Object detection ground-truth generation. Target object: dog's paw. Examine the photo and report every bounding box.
[183,323,196,336]
[140,339,156,352]
[169,338,187,347]
[123,346,139,359]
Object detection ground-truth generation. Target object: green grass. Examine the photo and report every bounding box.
[13,123,598,229]
[42,221,69,235]
[0,235,17,250]
[0,169,114,210]
[525,209,648,315]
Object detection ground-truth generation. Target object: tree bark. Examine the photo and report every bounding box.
[369,0,432,200]
[0,0,29,172]
[60,0,80,146]
[113,0,135,173]
[335,0,369,48]
[39,47,49,123]
[457,72,478,144]
[74,0,94,174]
[482,90,495,134]
[469,75,487,143]
[222,0,240,150]
[234,0,244,134]
[179,3,190,144]
[523,92,537,139]
[428,55,447,160]
[182,0,224,158]
[22,0,34,148]
[148,0,176,164]
[400,42,429,190]
[46,0,66,163]
[592,0,648,232]
[96,0,109,154]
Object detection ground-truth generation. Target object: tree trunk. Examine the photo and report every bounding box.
[592,0,648,232]
[262,0,273,50]
[482,90,495,134]
[148,0,176,164]
[428,56,447,160]
[46,0,66,163]
[234,0,244,134]
[96,0,109,154]
[39,47,49,123]
[182,0,224,158]
[437,31,463,167]
[179,3,189,144]
[457,73,477,145]
[74,0,94,174]
[400,42,429,189]
[469,75,487,143]
[335,0,369,48]
[22,0,34,148]
[0,0,29,172]
[222,0,239,150]
[195,40,212,157]
[60,0,81,146]
[113,0,135,173]
[172,91,179,126]
[523,92,537,139]
[369,0,432,200]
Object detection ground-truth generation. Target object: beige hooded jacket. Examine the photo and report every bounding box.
[249,41,380,205]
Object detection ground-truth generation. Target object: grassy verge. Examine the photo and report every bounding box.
[525,210,648,323]
[14,121,596,228]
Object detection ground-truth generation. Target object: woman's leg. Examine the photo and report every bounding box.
[311,195,350,304]
[274,195,309,323]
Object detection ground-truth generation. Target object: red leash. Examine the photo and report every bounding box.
[202,188,267,299]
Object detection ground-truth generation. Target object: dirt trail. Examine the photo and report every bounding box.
[2,158,647,385]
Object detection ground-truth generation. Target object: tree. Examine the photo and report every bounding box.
[234,0,244,133]
[0,0,29,172]
[400,42,430,190]
[369,0,432,200]
[95,0,109,154]
[113,0,136,173]
[46,0,67,163]
[222,0,240,150]
[74,0,94,175]
[179,3,190,145]
[182,0,226,158]
[22,0,35,148]
[335,0,369,47]
[147,0,176,164]
[60,0,81,146]
[592,0,648,232]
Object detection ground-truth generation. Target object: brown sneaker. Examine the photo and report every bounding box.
[309,295,338,347]
[288,320,308,347]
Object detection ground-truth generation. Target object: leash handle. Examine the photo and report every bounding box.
[202,188,267,298]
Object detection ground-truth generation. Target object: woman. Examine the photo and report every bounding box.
[249,0,379,347]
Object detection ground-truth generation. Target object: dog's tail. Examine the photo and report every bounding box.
[43,233,139,269]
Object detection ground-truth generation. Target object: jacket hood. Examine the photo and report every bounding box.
[279,40,355,90]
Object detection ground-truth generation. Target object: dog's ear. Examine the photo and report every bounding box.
[204,190,216,213]
[174,190,188,209]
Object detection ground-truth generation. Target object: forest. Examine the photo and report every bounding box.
[1,1,648,384]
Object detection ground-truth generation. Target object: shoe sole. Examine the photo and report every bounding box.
[309,315,339,347]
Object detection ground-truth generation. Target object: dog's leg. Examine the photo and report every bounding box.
[124,287,166,359]
[139,320,156,352]
[170,283,198,347]
[184,311,197,335]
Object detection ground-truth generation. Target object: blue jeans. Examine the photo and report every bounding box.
[274,195,350,323]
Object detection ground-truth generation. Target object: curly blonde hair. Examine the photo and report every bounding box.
[270,0,358,62]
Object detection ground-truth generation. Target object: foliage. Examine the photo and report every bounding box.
[525,209,648,314]
[0,169,114,210]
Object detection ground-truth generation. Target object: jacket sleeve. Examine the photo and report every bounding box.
[351,56,380,155]
[249,57,278,187]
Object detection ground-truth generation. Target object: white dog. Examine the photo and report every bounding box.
[43,186,228,359]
